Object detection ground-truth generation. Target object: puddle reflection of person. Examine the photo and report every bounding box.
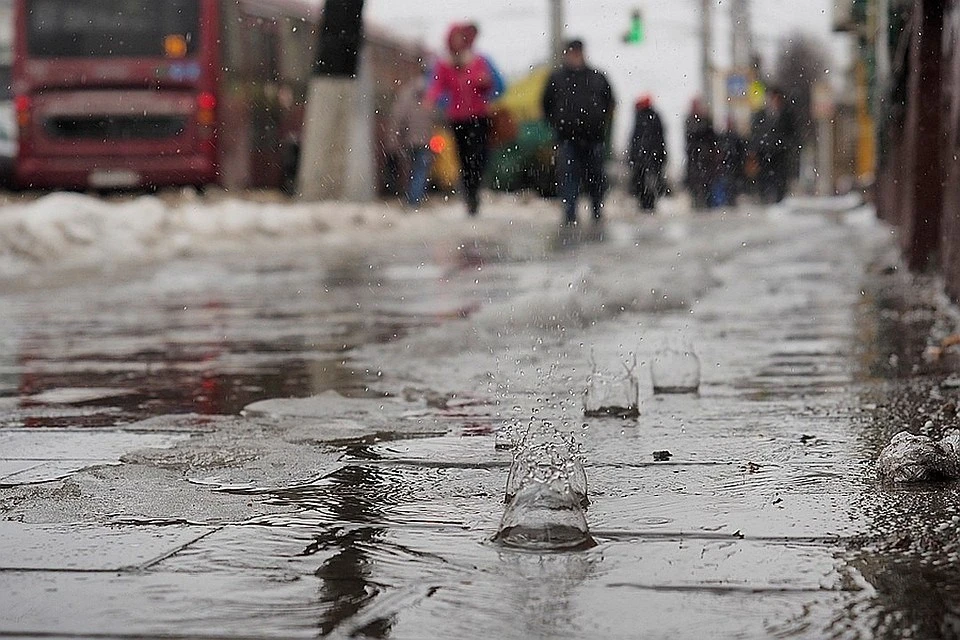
[309,464,393,636]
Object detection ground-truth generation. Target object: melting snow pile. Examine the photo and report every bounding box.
[0,191,565,279]
[877,430,960,482]
[0,192,418,276]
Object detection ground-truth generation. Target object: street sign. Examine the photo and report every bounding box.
[727,73,747,97]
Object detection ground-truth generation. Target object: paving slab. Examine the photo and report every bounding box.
[0,521,217,570]
[0,430,194,486]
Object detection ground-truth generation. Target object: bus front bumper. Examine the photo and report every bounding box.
[15,154,218,190]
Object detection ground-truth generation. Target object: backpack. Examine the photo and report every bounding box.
[479,54,506,100]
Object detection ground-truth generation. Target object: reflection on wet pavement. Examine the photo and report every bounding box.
[0,239,514,430]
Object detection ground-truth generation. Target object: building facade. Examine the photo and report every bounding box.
[852,0,960,300]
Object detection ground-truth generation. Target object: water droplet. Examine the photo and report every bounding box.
[583,353,640,418]
[495,476,594,551]
[651,338,701,394]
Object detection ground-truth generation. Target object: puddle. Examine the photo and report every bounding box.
[4,350,387,429]
[0,247,475,429]
[218,463,495,530]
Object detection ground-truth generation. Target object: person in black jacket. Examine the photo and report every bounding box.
[628,94,667,211]
[716,117,746,206]
[542,39,615,227]
[684,97,717,209]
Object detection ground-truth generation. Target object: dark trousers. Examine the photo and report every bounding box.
[632,161,663,211]
[758,155,788,203]
[557,140,607,225]
[451,117,490,214]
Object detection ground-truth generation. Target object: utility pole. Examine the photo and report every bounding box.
[874,0,891,107]
[700,0,713,112]
[729,0,752,69]
[729,0,752,132]
[550,0,565,65]
[297,0,366,201]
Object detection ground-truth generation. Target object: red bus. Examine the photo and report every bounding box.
[11,0,427,192]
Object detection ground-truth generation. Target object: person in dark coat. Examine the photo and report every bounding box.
[684,97,717,209]
[628,94,667,211]
[750,90,789,203]
[542,39,616,227]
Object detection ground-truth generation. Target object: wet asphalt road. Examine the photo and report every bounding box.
[2,195,960,638]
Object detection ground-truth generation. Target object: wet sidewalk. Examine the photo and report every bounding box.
[0,196,957,638]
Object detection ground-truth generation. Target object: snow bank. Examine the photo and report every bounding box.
[0,192,387,275]
[0,190,560,280]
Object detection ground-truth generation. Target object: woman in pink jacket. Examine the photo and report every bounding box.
[427,23,499,216]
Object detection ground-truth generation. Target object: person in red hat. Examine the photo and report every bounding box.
[628,94,667,211]
[426,22,503,216]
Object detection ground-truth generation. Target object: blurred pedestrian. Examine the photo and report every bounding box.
[426,22,502,216]
[750,89,790,203]
[716,117,746,206]
[684,97,718,209]
[388,75,436,208]
[542,39,616,227]
[627,94,667,212]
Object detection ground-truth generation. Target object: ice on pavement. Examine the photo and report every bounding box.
[347,195,882,405]
[243,389,406,422]
[26,387,137,405]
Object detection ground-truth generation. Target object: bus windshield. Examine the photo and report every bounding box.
[26,0,199,58]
